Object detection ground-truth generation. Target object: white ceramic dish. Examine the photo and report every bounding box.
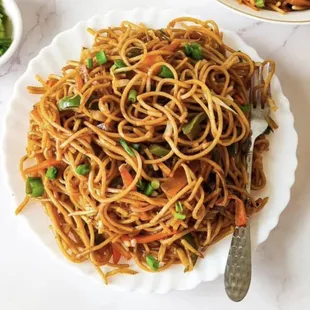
[217,0,310,24]
[0,0,22,68]
[2,8,298,293]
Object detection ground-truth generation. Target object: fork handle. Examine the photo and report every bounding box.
[224,139,254,301]
[224,223,251,302]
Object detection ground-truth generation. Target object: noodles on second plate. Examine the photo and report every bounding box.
[17,17,277,284]
[237,0,310,13]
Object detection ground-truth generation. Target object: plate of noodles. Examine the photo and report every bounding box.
[217,0,310,24]
[2,8,297,293]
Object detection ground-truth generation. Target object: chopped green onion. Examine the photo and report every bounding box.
[159,65,174,78]
[114,59,126,68]
[146,254,159,271]
[76,164,90,176]
[149,144,170,157]
[132,144,140,151]
[184,43,203,61]
[119,138,135,157]
[190,43,203,60]
[128,89,137,103]
[240,103,250,113]
[174,213,186,220]
[144,183,155,197]
[46,166,58,180]
[58,95,81,111]
[26,177,44,197]
[182,112,206,140]
[151,179,160,190]
[184,43,192,56]
[175,201,183,213]
[137,180,146,192]
[96,51,108,65]
[255,0,265,7]
[87,58,93,69]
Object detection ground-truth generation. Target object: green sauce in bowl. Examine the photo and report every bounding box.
[0,0,12,56]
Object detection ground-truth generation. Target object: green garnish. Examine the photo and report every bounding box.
[191,43,203,60]
[149,144,170,157]
[0,6,12,56]
[182,112,206,140]
[137,180,146,192]
[240,103,250,113]
[146,254,159,271]
[184,43,192,56]
[58,95,81,111]
[175,201,183,213]
[184,43,203,61]
[174,213,186,220]
[0,37,11,56]
[132,144,140,151]
[87,58,93,69]
[159,65,174,78]
[95,51,108,65]
[26,177,44,197]
[76,164,90,176]
[151,179,160,190]
[114,59,127,68]
[119,138,135,157]
[46,166,58,180]
[255,0,265,7]
[128,89,137,103]
[144,179,160,197]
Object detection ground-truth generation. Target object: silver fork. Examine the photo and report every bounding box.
[224,63,271,302]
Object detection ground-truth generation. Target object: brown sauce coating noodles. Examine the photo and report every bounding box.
[17,17,275,283]
[237,0,310,13]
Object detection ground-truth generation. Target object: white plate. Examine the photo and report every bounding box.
[2,8,298,293]
[217,0,310,24]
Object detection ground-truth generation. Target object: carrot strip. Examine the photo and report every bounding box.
[161,167,188,196]
[122,231,175,244]
[138,54,164,72]
[119,164,137,191]
[112,243,131,260]
[112,244,121,264]
[24,159,62,175]
[160,40,180,52]
[75,72,84,91]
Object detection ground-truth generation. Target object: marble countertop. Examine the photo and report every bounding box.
[0,0,309,309]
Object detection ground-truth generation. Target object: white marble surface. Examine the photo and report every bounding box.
[0,0,309,309]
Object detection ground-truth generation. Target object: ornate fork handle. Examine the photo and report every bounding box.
[224,141,254,302]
